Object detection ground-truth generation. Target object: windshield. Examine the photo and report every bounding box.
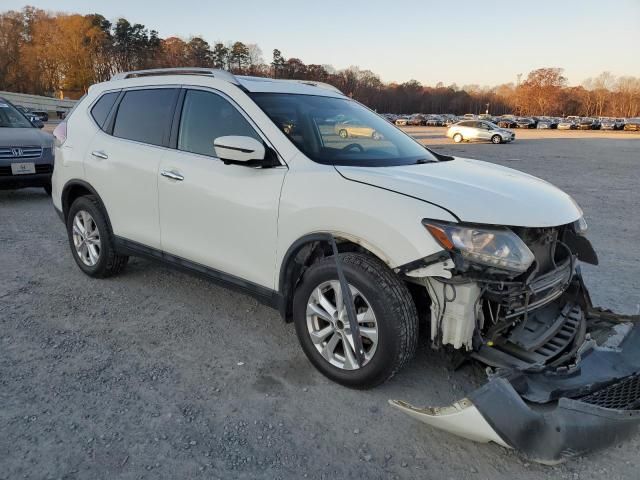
[0,100,33,128]
[250,93,438,166]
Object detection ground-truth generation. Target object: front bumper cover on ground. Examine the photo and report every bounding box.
[391,314,640,464]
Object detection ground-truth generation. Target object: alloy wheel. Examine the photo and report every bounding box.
[72,210,101,266]
[306,280,378,370]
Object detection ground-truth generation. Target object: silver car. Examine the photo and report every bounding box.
[446,120,515,144]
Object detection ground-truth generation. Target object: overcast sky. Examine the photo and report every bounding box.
[4,0,639,86]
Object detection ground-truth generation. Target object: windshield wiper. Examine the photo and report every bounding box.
[414,158,437,164]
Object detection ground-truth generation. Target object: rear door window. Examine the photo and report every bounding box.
[113,89,179,147]
[90,92,119,130]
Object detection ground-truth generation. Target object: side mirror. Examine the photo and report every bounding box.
[213,136,266,165]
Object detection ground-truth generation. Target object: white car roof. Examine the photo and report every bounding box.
[103,68,345,98]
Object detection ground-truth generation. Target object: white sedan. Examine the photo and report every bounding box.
[446,120,515,144]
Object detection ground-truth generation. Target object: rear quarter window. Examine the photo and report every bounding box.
[90,92,119,130]
[112,89,179,147]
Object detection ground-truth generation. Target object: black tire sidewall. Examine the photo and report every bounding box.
[66,196,113,277]
[292,256,406,389]
[492,134,501,144]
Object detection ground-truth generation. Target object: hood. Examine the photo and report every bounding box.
[336,157,582,227]
[0,128,53,148]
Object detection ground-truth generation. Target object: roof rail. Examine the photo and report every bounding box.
[111,68,240,85]
[293,80,343,94]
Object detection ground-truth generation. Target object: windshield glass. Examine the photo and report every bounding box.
[250,93,438,166]
[0,100,33,128]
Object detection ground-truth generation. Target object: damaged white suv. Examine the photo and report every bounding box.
[52,68,640,463]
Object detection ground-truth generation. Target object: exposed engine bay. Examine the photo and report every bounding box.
[422,223,594,366]
[392,221,640,464]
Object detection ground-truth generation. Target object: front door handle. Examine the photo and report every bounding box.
[160,170,184,181]
[91,150,108,160]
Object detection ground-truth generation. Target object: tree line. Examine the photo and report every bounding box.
[1,7,639,117]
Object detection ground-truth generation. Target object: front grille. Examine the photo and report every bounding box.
[498,303,582,365]
[580,375,640,410]
[0,146,43,159]
[0,164,52,176]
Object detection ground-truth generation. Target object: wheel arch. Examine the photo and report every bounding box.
[277,232,393,322]
[61,179,113,233]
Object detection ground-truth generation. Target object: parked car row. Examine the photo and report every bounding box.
[383,112,640,132]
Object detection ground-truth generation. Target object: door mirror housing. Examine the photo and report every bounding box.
[214,136,266,165]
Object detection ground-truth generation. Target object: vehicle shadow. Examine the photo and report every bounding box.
[0,188,51,203]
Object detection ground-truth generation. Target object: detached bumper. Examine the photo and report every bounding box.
[391,318,640,464]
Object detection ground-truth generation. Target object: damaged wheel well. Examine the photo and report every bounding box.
[278,234,409,322]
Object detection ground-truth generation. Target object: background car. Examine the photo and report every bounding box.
[394,116,409,126]
[334,120,381,139]
[536,118,558,129]
[558,119,578,130]
[407,114,427,126]
[516,117,537,128]
[623,118,640,131]
[14,105,45,128]
[30,109,49,122]
[497,118,518,128]
[600,118,624,130]
[578,118,596,130]
[0,97,54,194]
[446,120,515,144]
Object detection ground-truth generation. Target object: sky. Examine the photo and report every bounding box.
[3,0,639,87]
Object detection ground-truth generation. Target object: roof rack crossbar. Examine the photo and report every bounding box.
[111,68,239,85]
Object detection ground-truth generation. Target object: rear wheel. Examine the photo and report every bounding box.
[453,133,463,143]
[491,134,502,144]
[338,129,348,138]
[66,195,128,278]
[292,253,418,389]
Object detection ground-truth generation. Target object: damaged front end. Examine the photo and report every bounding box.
[393,220,640,464]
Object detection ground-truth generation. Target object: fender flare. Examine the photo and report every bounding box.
[277,231,393,321]
[61,179,114,234]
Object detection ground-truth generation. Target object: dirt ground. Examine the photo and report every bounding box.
[1,127,639,479]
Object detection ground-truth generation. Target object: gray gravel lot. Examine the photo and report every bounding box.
[1,129,639,479]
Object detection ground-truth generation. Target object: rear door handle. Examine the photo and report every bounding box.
[91,150,108,160]
[160,170,184,181]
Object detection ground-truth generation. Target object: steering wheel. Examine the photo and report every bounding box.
[342,143,364,153]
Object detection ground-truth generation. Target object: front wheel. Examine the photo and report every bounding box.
[292,253,418,389]
[491,134,502,144]
[338,129,348,138]
[453,133,463,143]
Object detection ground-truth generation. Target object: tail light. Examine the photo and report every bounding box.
[53,122,67,147]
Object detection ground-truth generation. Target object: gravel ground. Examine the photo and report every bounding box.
[1,129,639,479]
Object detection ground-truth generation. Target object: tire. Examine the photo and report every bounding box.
[371,131,381,140]
[491,134,502,144]
[43,183,52,196]
[66,195,128,278]
[453,133,463,143]
[292,253,418,389]
[338,129,348,138]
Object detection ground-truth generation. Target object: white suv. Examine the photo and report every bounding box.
[52,69,640,460]
[52,68,597,392]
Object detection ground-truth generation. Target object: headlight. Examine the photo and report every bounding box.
[423,221,535,273]
[574,215,588,234]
